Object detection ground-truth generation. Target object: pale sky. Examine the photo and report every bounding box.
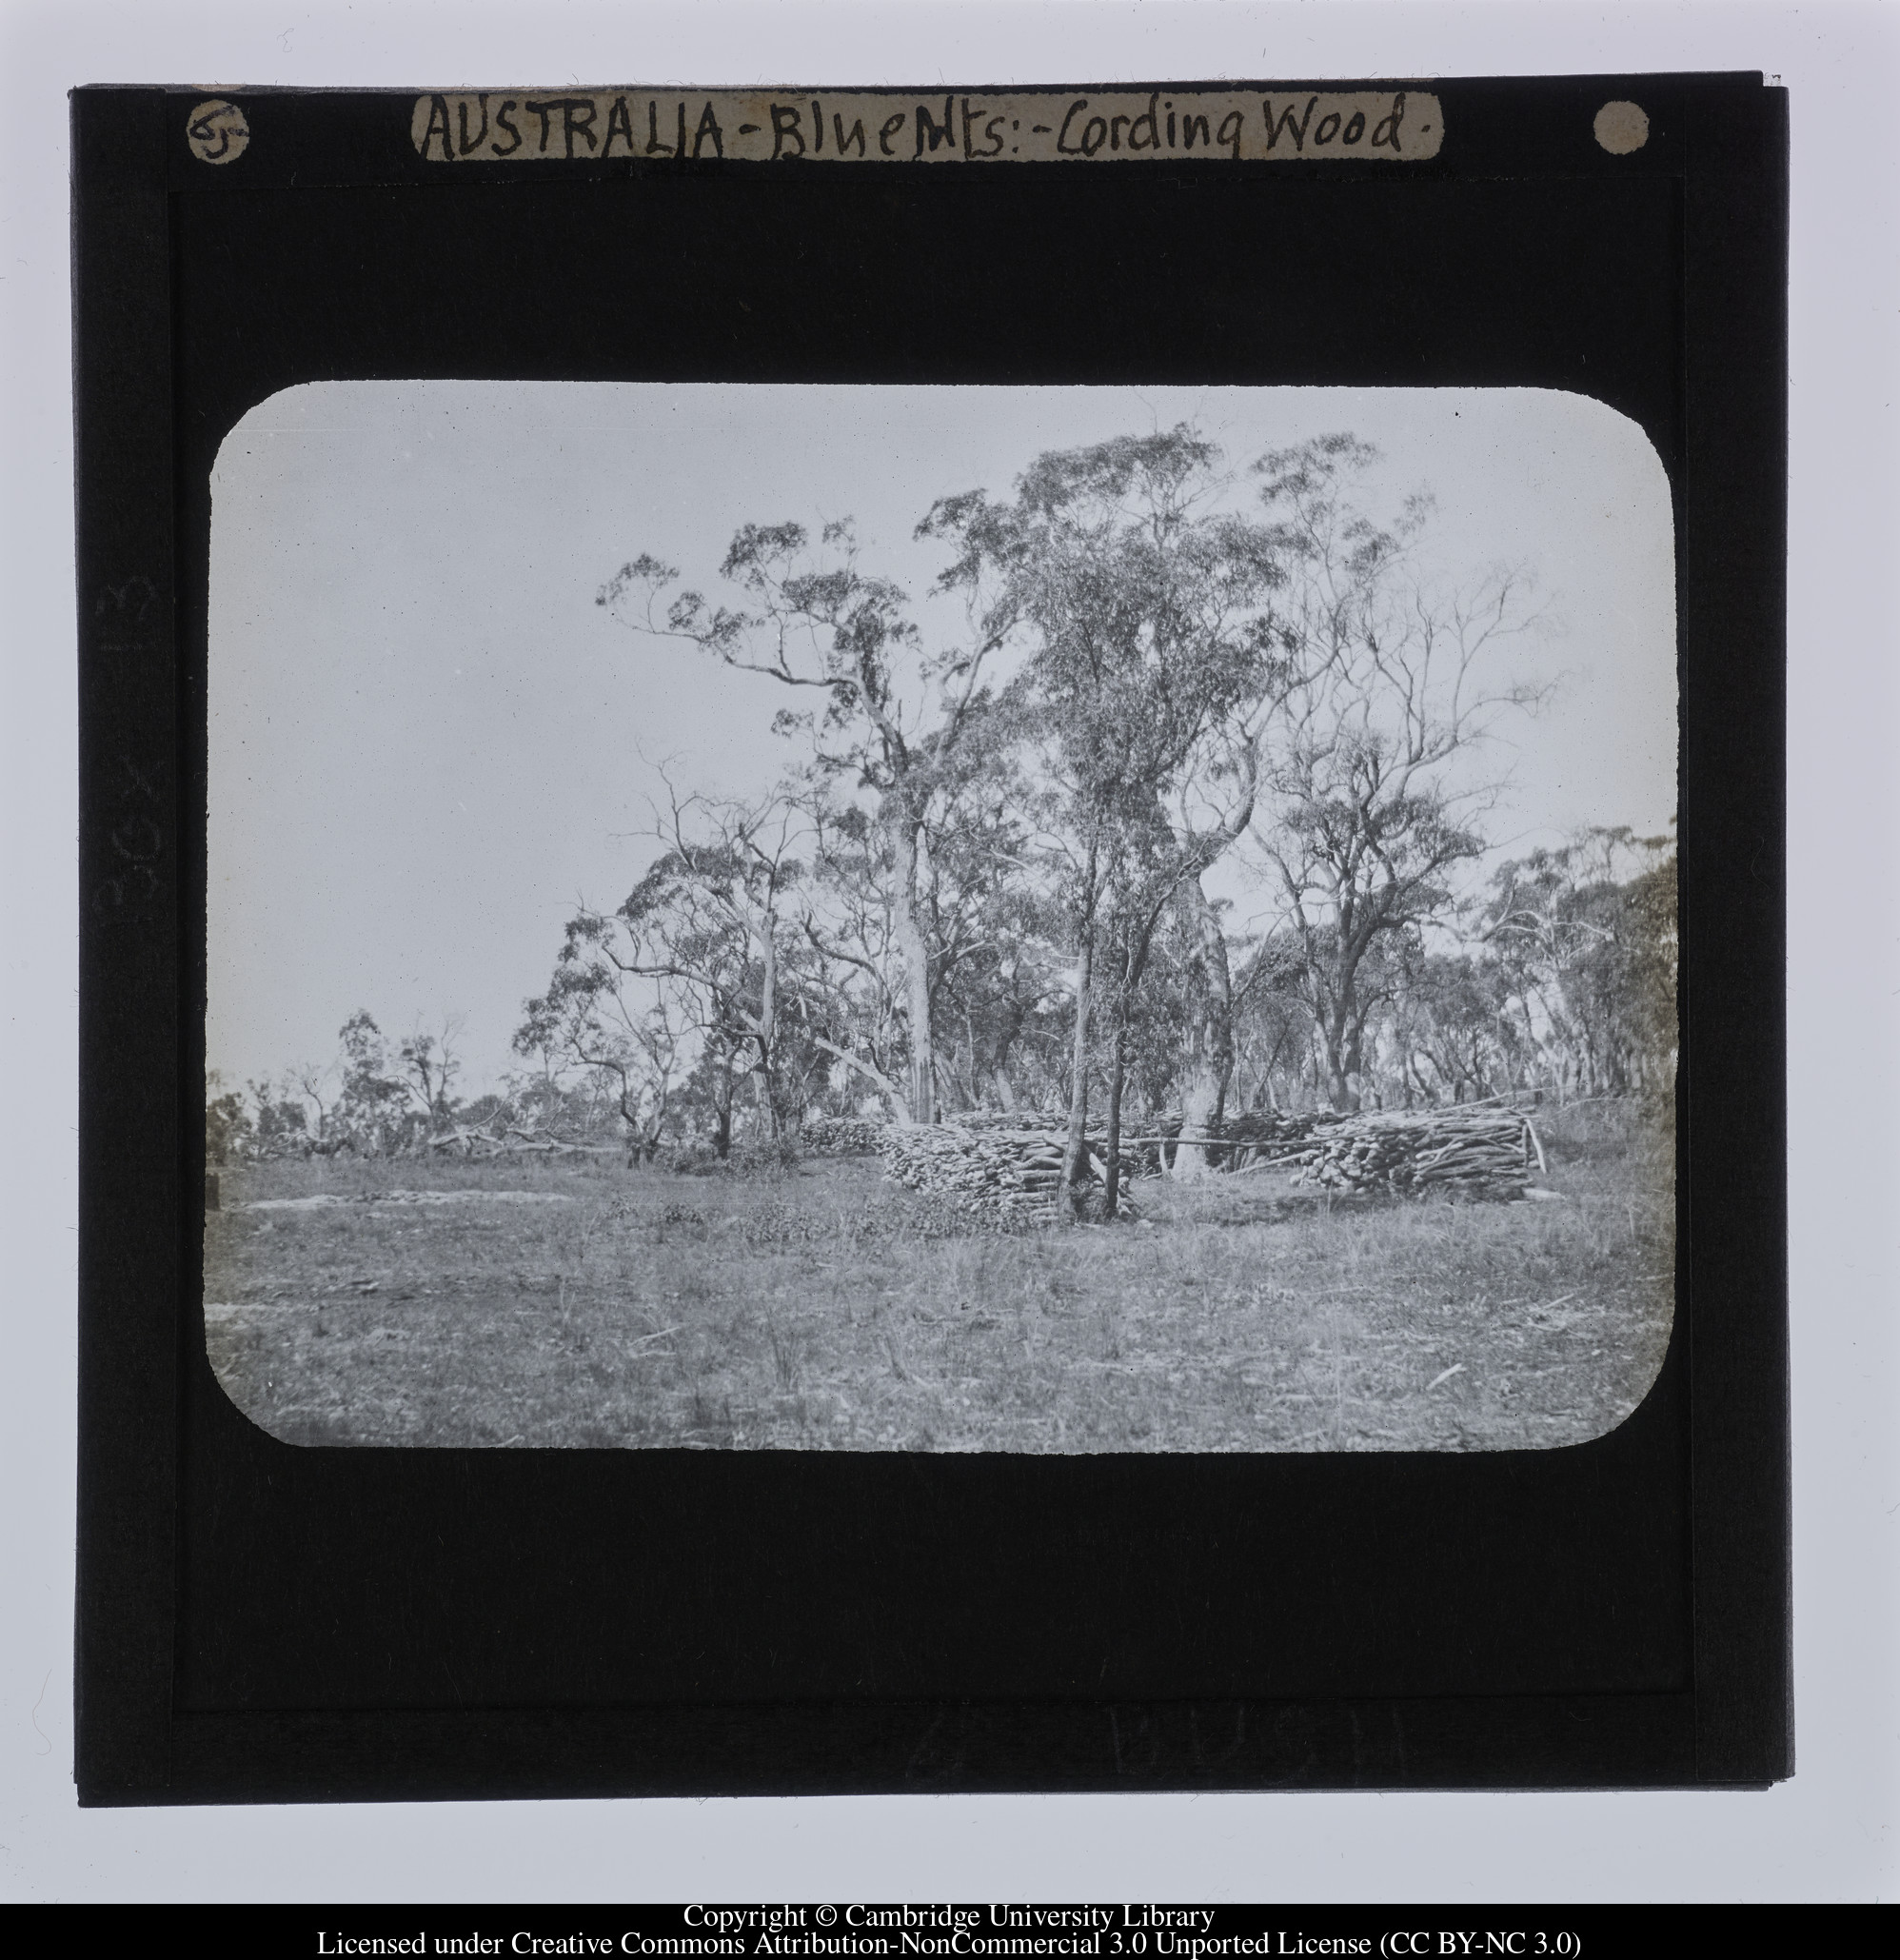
[208,382,1676,1094]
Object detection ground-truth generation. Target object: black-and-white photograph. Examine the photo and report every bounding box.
[203,381,1677,1454]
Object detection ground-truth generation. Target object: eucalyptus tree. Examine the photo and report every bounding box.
[1247,435,1547,1112]
[518,782,814,1154]
[332,1010,412,1155]
[597,516,1012,1125]
[785,714,1051,1119]
[204,1070,251,1166]
[1225,932,1316,1114]
[398,1014,466,1140]
[1477,826,1677,1099]
[514,951,683,1161]
[921,425,1294,1211]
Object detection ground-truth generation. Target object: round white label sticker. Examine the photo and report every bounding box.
[186,100,250,165]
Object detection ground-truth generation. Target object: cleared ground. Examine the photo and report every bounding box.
[202,1109,1673,1453]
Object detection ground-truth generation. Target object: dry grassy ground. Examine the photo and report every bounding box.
[203,1106,1672,1454]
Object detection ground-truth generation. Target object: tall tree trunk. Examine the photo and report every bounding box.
[1061,838,1099,1218]
[1175,879,1236,1179]
[755,910,782,1138]
[1103,1014,1128,1219]
[1102,917,1161,1216]
[888,811,937,1126]
[990,995,1025,1109]
[712,1064,733,1159]
[1318,1000,1363,1112]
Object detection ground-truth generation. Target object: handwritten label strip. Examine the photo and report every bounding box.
[411,89,1442,165]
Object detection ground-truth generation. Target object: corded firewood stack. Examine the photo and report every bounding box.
[799,1113,889,1156]
[867,1103,1543,1218]
[423,1124,620,1158]
[1085,1107,1328,1173]
[877,1114,1103,1225]
[1272,1106,1543,1200]
[1215,1110,1331,1168]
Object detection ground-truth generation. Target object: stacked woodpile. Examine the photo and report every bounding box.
[799,1113,888,1156]
[877,1115,1094,1225]
[1213,1110,1332,1168]
[424,1124,618,1159]
[1068,1107,1329,1174]
[865,1102,1543,1220]
[1272,1106,1543,1200]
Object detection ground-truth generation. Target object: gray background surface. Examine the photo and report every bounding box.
[3,0,1891,1906]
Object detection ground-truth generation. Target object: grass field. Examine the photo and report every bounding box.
[202,1106,1673,1453]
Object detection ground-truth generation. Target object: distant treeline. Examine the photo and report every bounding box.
[208,824,1673,1171]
